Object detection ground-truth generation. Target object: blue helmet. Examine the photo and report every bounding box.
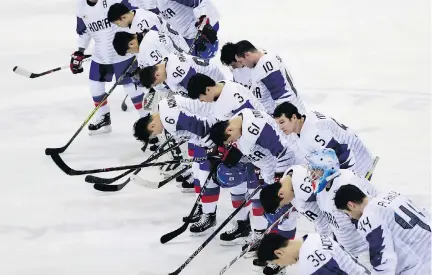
[216,162,249,188]
[306,148,341,194]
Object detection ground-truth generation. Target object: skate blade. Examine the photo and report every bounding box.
[219,237,248,246]
[88,125,112,136]
[189,227,216,237]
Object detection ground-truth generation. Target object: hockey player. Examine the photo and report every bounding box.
[187,73,271,244]
[187,73,264,119]
[133,94,222,234]
[235,40,306,115]
[335,185,431,275]
[260,165,331,237]
[73,0,148,134]
[209,108,298,186]
[155,0,220,58]
[273,102,375,179]
[209,108,299,275]
[138,52,230,95]
[257,233,371,275]
[107,3,190,52]
[220,42,252,89]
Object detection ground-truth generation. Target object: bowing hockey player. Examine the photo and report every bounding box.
[335,184,431,275]
[187,73,270,246]
[155,0,220,58]
[73,0,149,134]
[209,108,300,275]
[220,42,252,89]
[257,233,371,275]
[260,165,331,238]
[133,94,222,234]
[273,102,376,179]
[108,3,190,52]
[235,40,306,115]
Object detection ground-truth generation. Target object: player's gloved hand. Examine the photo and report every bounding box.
[195,15,218,44]
[128,67,142,84]
[70,51,85,74]
[219,145,243,168]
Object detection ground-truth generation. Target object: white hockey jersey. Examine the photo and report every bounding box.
[298,233,371,275]
[286,165,331,236]
[316,169,377,256]
[250,52,306,115]
[232,109,297,184]
[76,0,137,64]
[211,80,266,120]
[136,30,182,67]
[155,0,219,40]
[163,52,230,94]
[232,66,252,89]
[128,9,190,53]
[298,111,375,178]
[358,191,431,275]
[158,94,214,145]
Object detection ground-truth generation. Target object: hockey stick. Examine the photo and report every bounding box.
[160,171,214,244]
[132,165,190,189]
[121,95,128,111]
[168,185,263,275]
[85,137,173,184]
[217,207,293,275]
[85,135,177,184]
[13,55,92,79]
[44,57,137,155]
[92,140,187,192]
[365,156,379,181]
[50,140,192,176]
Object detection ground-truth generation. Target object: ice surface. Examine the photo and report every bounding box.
[0,0,430,274]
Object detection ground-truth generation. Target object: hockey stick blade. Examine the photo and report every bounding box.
[160,172,214,244]
[132,166,189,189]
[13,66,33,78]
[121,95,128,111]
[45,146,67,155]
[93,168,140,192]
[85,143,149,184]
[50,153,75,175]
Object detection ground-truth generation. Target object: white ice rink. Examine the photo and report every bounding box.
[0,0,430,274]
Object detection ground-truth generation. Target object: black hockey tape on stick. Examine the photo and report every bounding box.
[121,95,128,111]
[85,135,174,184]
[45,57,136,155]
[13,55,92,78]
[168,185,263,275]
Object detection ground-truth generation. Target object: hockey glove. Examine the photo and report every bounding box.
[70,51,85,74]
[195,16,217,44]
[219,145,243,168]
